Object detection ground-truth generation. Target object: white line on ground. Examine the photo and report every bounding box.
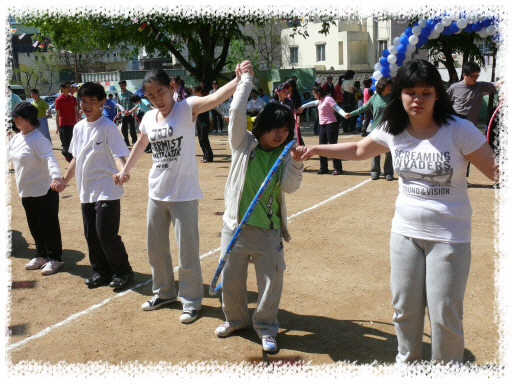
[7,178,371,352]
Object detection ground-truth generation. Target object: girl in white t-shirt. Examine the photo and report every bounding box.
[296,59,496,365]
[113,61,253,324]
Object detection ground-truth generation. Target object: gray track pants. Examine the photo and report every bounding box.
[220,224,286,338]
[390,232,471,364]
[147,198,203,311]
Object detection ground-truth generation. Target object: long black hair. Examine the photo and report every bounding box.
[286,78,302,109]
[251,103,295,145]
[312,85,327,99]
[381,59,456,136]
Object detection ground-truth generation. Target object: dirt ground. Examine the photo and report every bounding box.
[5,116,501,372]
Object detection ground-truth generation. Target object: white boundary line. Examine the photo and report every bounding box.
[7,178,371,352]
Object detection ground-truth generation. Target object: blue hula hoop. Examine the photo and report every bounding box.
[209,140,297,296]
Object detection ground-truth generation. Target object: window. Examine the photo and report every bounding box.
[338,42,343,65]
[378,40,387,57]
[477,42,491,55]
[316,44,325,62]
[290,47,298,65]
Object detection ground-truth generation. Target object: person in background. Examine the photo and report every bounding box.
[30,89,51,142]
[341,70,357,132]
[334,76,344,125]
[258,88,269,104]
[103,94,124,122]
[247,89,265,116]
[117,80,137,147]
[360,78,375,137]
[312,77,322,135]
[55,81,81,162]
[301,91,313,119]
[8,86,23,134]
[322,75,335,98]
[210,80,224,133]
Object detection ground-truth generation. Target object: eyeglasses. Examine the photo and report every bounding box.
[276,83,290,94]
[467,73,480,79]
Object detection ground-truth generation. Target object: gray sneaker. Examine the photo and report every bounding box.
[214,321,248,337]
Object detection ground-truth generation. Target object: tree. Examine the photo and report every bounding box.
[244,21,290,70]
[14,7,335,93]
[225,40,260,72]
[12,49,61,94]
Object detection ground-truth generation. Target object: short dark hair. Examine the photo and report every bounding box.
[30,89,39,94]
[251,103,295,144]
[129,94,142,103]
[462,61,480,76]
[258,88,264,92]
[60,81,70,90]
[375,77,393,95]
[338,76,344,85]
[143,68,171,90]
[192,84,204,95]
[354,81,361,89]
[12,102,40,127]
[312,85,327,99]
[344,70,355,80]
[108,94,113,98]
[77,82,107,101]
[381,59,456,136]
[363,78,373,88]
[118,80,127,85]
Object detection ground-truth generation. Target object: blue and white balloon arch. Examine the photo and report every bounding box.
[371,12,500,90]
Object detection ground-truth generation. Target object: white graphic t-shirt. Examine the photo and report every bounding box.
[69,115,130,203]
[139,97,203,202]
[371,116,487,243]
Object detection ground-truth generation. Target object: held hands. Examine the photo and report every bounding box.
[294,146,315,161]
[223,116,229,122]
[123,110,131,116]
[297,107,304,114]
[345,113,351,119]
[113,171,130,186]
[50,177,66,192]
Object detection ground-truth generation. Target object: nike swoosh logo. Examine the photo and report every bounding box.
[96,141,103,145]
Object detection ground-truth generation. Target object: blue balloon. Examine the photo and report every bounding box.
[381,66,390,77]
[397,44,407,54]
[441,28,453,36]
[400,35,410,46]
[380,57,390,66]
[405,27,413,36]
[418,35,428,45]
[396,53,406,62]
[482,19,491,28]
[420,28,431,37]
[371,77,376,84]
[472,22,482,32]
[426,19,436,29]
[449,22,460,34]
[371,85,376,92]
[382,49,390,57]
[396,59,404,66]
[463,25,474,33]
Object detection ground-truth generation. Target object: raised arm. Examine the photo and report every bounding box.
[192,60,253,115]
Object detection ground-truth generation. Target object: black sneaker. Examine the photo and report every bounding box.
[109,271,135,288]
[85,272,113,287]
[141,295,178,311]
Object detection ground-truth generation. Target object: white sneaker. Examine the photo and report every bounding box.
[214,321,248,337]
[262,336,277,352]
[212,130,218,134]
[41,260,63,275]
[25,257,48,270]
[180,310,199,324]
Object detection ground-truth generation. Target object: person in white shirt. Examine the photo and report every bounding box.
[296,59,497,365]
[9,102,66,275]
[63,82,134,289]
[247,89,265,116]
[113,61,253,324]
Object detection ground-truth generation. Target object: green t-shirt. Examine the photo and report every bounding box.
[32,98,50,119]
[239,144,284,230]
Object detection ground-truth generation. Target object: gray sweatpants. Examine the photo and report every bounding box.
[389,232,471,364]
[220,224,286,338]
[371,151,394,177]
[146,198,203,311]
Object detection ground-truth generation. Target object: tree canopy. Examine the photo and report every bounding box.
[14,7,335,91]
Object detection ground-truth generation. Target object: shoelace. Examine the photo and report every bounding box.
[263,336,275,345]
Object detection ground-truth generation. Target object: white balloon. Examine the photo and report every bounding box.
[390,69,398,78]
[418,18,427,28]
[487,25,497,35]
[388,45,398,55]
[442,16,452,26]
[451,12,460,21]
[412,26,422,36]
[393,36,401,46]
[434,23,444,33]
[374,62,383,71]
[389,63,399,72]
[429,31,440,40]
[373,71,383,80]
[406,43,416,52]
[467,16,475,24]
[409,35,419,45]
[387,54,397,64]
[479,30,489,38]
[456,18,468,29]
